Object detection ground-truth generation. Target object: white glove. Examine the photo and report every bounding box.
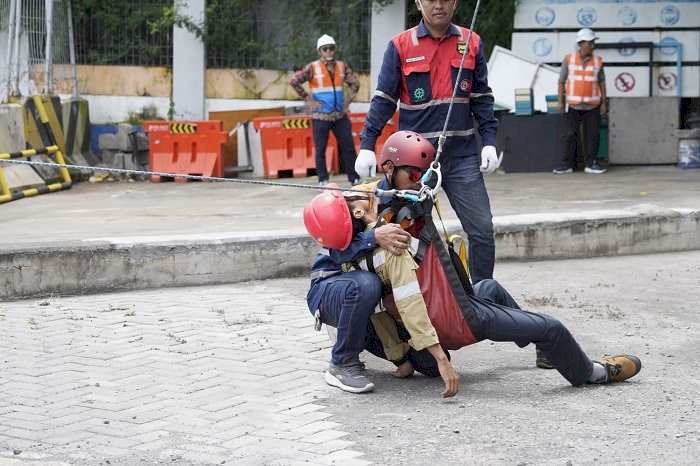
[355,149,377,178]
[480,145,503,175]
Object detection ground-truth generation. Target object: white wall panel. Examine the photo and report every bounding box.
[605,65,699,97]
[515,1,700,30]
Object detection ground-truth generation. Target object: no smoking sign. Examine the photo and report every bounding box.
[615,73,636,93]
[658,72,677,91]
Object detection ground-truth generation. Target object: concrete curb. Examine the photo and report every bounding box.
[2,207,699,300]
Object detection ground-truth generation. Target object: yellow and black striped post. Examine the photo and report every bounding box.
[0,145,72,204]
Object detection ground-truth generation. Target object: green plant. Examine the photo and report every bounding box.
[126,105,163,124]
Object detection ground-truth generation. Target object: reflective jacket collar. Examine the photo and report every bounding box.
[416,20,462,39]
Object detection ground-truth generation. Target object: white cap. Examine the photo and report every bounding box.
[317,34,336,50]
[576,28,598,43]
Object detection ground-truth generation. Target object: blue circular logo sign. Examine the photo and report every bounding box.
[577,7,598,27]
[535,7,556,27]
[660,5,680,26]
[659,37,680,56]
[618,38,636,57]
[618,6,638,26]
[533,38,553,58]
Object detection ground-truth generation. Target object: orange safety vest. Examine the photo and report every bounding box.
[309,60,346,114]
[565,52,603,108]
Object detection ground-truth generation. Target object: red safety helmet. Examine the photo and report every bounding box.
[303,183,353,250]
[380,130,436,171]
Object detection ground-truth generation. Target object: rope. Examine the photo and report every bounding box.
[420,0,483,201]
[434,0,482,166]
[0,157,422,200]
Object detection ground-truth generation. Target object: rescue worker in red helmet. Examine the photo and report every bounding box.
[307,131,643,394]
[305,131,457,393]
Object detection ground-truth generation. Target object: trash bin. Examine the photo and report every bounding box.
[597,116,609,161]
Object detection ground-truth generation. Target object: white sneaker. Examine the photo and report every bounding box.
[584,163,607,174]
[552,166,573,174]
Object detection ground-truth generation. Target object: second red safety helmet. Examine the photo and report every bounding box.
[379,130,436,170]
[303,183,353,250]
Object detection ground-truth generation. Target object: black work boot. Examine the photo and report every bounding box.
[536,348,554,369]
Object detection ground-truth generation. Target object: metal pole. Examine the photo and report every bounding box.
[12,0,22,95]
[5,0,17,99]
[66,0,78,97]
[44,0,54,94]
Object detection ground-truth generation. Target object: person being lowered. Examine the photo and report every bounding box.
[304,131,642,396]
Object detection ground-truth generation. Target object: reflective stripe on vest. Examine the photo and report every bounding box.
[565,53,603,106]
[310,60,345,114]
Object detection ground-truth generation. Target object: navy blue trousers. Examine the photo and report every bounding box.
[311,275,593,386]
[472,280,594,386]
[440,155,495,283]
[311,115,359,183]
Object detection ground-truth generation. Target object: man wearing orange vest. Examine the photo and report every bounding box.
[290,34,361,187]
[553,28,608,175]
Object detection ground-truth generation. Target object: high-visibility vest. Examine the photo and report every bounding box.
[391,25,482,143]
[565,52,604,107]
[309,60,345,114]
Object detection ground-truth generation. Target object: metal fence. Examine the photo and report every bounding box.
[72,0,172,67]
[2,0,77,100]
[206,0,372,72]
[70,0,372,72]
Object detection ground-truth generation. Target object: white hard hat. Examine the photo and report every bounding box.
[317,34,336,50]
[576,28,598,43]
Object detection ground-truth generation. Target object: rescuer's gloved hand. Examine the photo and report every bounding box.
[355,149,377,178]
[480,145,503,175]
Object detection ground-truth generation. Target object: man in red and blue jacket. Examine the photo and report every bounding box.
[356,0,499,283]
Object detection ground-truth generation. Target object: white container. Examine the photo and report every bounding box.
[487,46,560,112]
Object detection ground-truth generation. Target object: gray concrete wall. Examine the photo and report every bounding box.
[0,102,44,188]
[370,0,407,92]
[2,208,699,300]
[172,0,205,120]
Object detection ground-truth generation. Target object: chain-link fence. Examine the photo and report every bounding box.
[1,0,77,101]
[72,0,172,67]
[206,0,372,72]
[69,0,372,72]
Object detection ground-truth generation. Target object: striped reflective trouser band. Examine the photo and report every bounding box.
[392,281,422,302]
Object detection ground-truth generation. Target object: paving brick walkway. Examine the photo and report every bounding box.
[0,280,369,465]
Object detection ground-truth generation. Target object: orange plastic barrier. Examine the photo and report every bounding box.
[347,112,398,157]
[144,121,227,182]
[344,112,398,173]
[253,116,337,179]
[253,113,399,179]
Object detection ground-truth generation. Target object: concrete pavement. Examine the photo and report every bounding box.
[1,251,698,465]
[1,166,700,299]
